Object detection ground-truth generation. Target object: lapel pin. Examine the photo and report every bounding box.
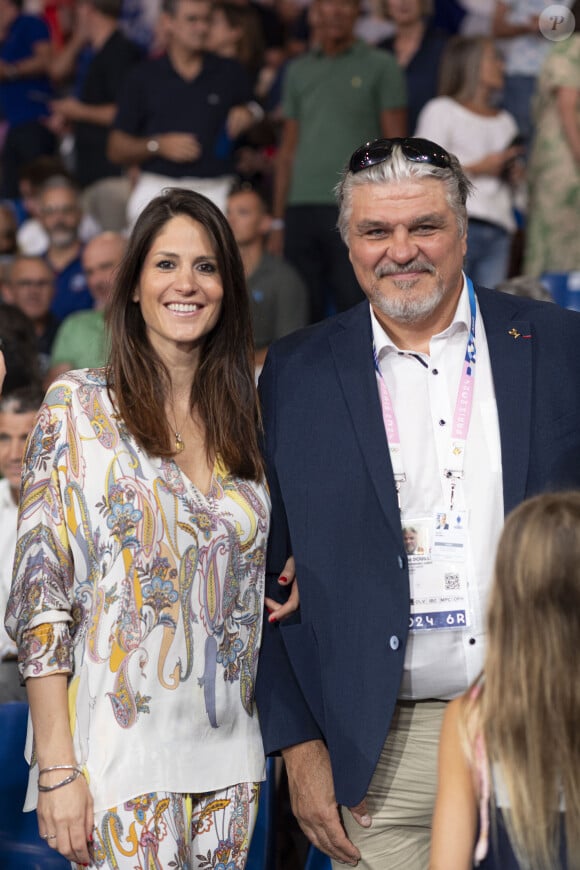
[508,328,532,340]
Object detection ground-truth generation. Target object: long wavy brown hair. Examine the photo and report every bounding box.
[106,187,263,480]
[464,492,580,869]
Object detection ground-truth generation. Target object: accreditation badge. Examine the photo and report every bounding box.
[403,512,470,633]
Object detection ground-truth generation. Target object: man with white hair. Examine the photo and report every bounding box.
[256,136,580,868]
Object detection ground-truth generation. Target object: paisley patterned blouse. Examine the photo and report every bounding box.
[5,369,270,813]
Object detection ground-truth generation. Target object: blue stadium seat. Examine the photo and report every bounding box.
[246,756,277,870]
[304,845,332,870]
[0,701,69,869]
[540,272,580,311]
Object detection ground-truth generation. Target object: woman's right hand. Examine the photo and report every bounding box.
[265,555,300,623]
[37,771,94,864]
[0,350,5,395]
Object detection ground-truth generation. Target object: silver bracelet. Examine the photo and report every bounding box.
[38,764,83,792]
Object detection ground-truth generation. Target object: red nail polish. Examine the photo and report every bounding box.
[268,613,278,623]
[279,575,288,584]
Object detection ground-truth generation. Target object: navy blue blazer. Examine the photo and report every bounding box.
[255,287,580,807]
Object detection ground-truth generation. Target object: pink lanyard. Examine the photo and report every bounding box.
[373,278,477,511]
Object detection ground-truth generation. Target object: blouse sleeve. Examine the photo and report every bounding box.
[5,380,78,681]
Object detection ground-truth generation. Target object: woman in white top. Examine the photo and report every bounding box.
[5,188,287,869]
[416,35,524,288]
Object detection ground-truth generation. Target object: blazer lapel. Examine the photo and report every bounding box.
[477,290,533,517]
[329,306,402,545]
[327,290,534,532]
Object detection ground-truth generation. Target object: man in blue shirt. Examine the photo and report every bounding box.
[0,0,55,197]
[37,176,92,320]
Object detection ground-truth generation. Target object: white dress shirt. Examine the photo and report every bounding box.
[371,277,504,699]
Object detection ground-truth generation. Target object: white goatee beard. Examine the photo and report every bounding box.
[369,261,447,325]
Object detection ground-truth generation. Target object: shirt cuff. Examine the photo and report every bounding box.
[19,621,73,681]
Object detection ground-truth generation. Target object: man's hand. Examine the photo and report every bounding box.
[156,133,201,162]
[283,740,363,866]
[49,97,86,122]
[226,105,254,140]
[348,798,372,829]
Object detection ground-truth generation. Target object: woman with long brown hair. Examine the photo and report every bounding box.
[5,188,291,870]
[430,491,580,869]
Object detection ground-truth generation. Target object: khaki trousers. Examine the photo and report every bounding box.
[337,700,447,870]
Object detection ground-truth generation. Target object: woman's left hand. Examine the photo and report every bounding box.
[37,772,94,864]
[265,556,299,622]
[0,350,5,395]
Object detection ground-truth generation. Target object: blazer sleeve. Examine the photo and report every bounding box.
[255,349,325,753]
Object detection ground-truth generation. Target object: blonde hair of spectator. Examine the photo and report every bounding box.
[437,35,491,104]
[461,492,580,869]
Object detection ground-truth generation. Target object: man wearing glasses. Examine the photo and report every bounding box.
[2,254,58,379]
[256,137,580,868]
[37,175,92,319]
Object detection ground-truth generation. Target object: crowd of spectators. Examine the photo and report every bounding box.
[0,0,576,363]
[0,0,579,661]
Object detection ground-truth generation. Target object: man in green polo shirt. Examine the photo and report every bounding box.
[269,0,407,322]
[48,231,126,382]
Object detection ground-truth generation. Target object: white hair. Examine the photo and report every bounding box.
[335,144,473,245]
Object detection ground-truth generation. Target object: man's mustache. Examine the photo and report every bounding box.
[375,260,436,278]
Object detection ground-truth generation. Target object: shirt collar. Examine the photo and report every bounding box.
[370,272,470,359]
[312,38,361,58]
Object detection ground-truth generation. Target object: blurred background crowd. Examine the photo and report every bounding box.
[0,0,577,401]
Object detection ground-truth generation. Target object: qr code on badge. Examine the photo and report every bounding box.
[445,573,460,590]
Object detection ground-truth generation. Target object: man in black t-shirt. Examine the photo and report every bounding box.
[48,0,142,231]
[108,0,259,224]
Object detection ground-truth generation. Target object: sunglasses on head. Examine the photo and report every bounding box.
[348,138,452,174]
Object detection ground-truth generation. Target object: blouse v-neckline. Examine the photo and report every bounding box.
[163,455,221,502]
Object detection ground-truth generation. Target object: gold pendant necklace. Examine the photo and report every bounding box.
[174,431,185,453]
[169,399,188,454]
